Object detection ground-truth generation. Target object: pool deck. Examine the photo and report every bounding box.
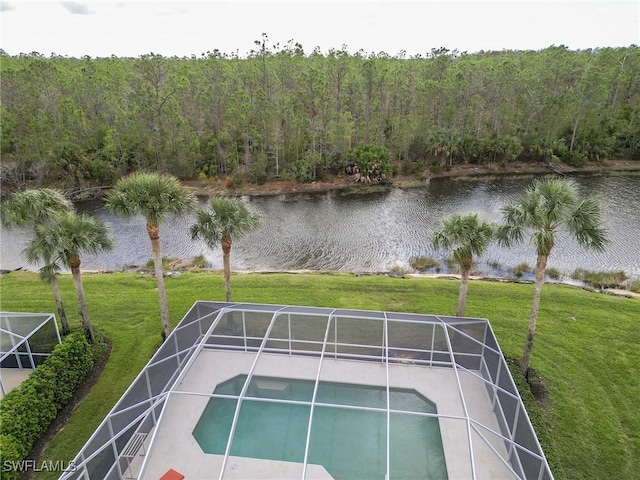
[134,350,514,479]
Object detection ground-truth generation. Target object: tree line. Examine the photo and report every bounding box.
[1,41,639,195]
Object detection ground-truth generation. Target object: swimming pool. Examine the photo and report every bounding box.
[193,375,448,479]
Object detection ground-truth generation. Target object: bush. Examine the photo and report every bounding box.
[0,435,22,480]
[513,262,532,278]
[225,175,243,189]
[546,267,562,280]
[0,334,98,478]
[561,150,587,168]
[184,254,210,269]
[572,269,628,289]
[146,257,180,269]
[345,144,393,182]
[409,256,441,271]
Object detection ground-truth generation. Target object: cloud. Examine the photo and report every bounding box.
[60,1,92,15]
[0,1,14,12]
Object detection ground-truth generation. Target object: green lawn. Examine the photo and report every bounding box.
[1,271,638,480]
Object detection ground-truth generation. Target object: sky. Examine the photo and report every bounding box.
[0,0,638,58]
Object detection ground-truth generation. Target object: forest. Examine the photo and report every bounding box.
[1,39,639,196]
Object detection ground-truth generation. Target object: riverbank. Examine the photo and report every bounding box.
[182,159,640,197]
[240,270,637,299]
[36,266,638,299]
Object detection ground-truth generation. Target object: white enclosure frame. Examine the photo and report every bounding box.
[59,302,554,480]
[0,311,61,395]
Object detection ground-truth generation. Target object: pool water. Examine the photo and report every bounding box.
[192,375,448,479]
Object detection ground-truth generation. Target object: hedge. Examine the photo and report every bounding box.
[0,333,103,480]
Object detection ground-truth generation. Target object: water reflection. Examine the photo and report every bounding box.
[1,175,639,278]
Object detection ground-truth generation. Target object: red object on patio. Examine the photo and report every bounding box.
[159,469,184,480]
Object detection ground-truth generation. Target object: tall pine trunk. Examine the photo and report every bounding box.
[147,222,171,341]
[522,254,548,375]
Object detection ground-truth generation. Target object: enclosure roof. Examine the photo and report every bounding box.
[0,312,54,342]
[61,302,554,480]
[0,312,57,358]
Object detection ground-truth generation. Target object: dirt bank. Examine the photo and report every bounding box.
[182,159,640,197]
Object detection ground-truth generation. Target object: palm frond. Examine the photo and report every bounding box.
[498,176,608,257]
[1,188,71,228]
[432,213,496,269]
[106,172,196,225]
[569,196,609,252]
[25,211,113,268]
[191,196,260,250]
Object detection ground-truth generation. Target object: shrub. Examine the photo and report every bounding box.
[225,175,243,189]
[561,150,586,168]
[389,265,410,275]
[513,262,532,278]
[487,260,502,270]
[409,256,441,271]
[0,334,98,478]
[628,280,640,293]
[0,435,22,480]
[344,144,393,181]
[146,257,180,269]
[184,254,210,269]
[572,269,628,289]
[546,267,562,280]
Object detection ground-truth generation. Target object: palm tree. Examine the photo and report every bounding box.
[0,189,73,333]
[25,211,113,343]
[190,197,260,302]
[105,172,196,340]
[497,176,608,375]
[432,213,496,316]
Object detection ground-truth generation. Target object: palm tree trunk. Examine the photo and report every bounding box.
[50,276,70,334]
[71,265,95,343]
[147,222,171,341]
[522,254,548,375]
[457,268,470,317]
[222,236,232,302]
[43,252,70,334]
[147,222,171,342]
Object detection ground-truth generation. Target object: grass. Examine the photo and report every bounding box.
[0,271,638,480]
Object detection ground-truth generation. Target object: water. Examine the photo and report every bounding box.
[1,174,639,279]
[192,375,447,480]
